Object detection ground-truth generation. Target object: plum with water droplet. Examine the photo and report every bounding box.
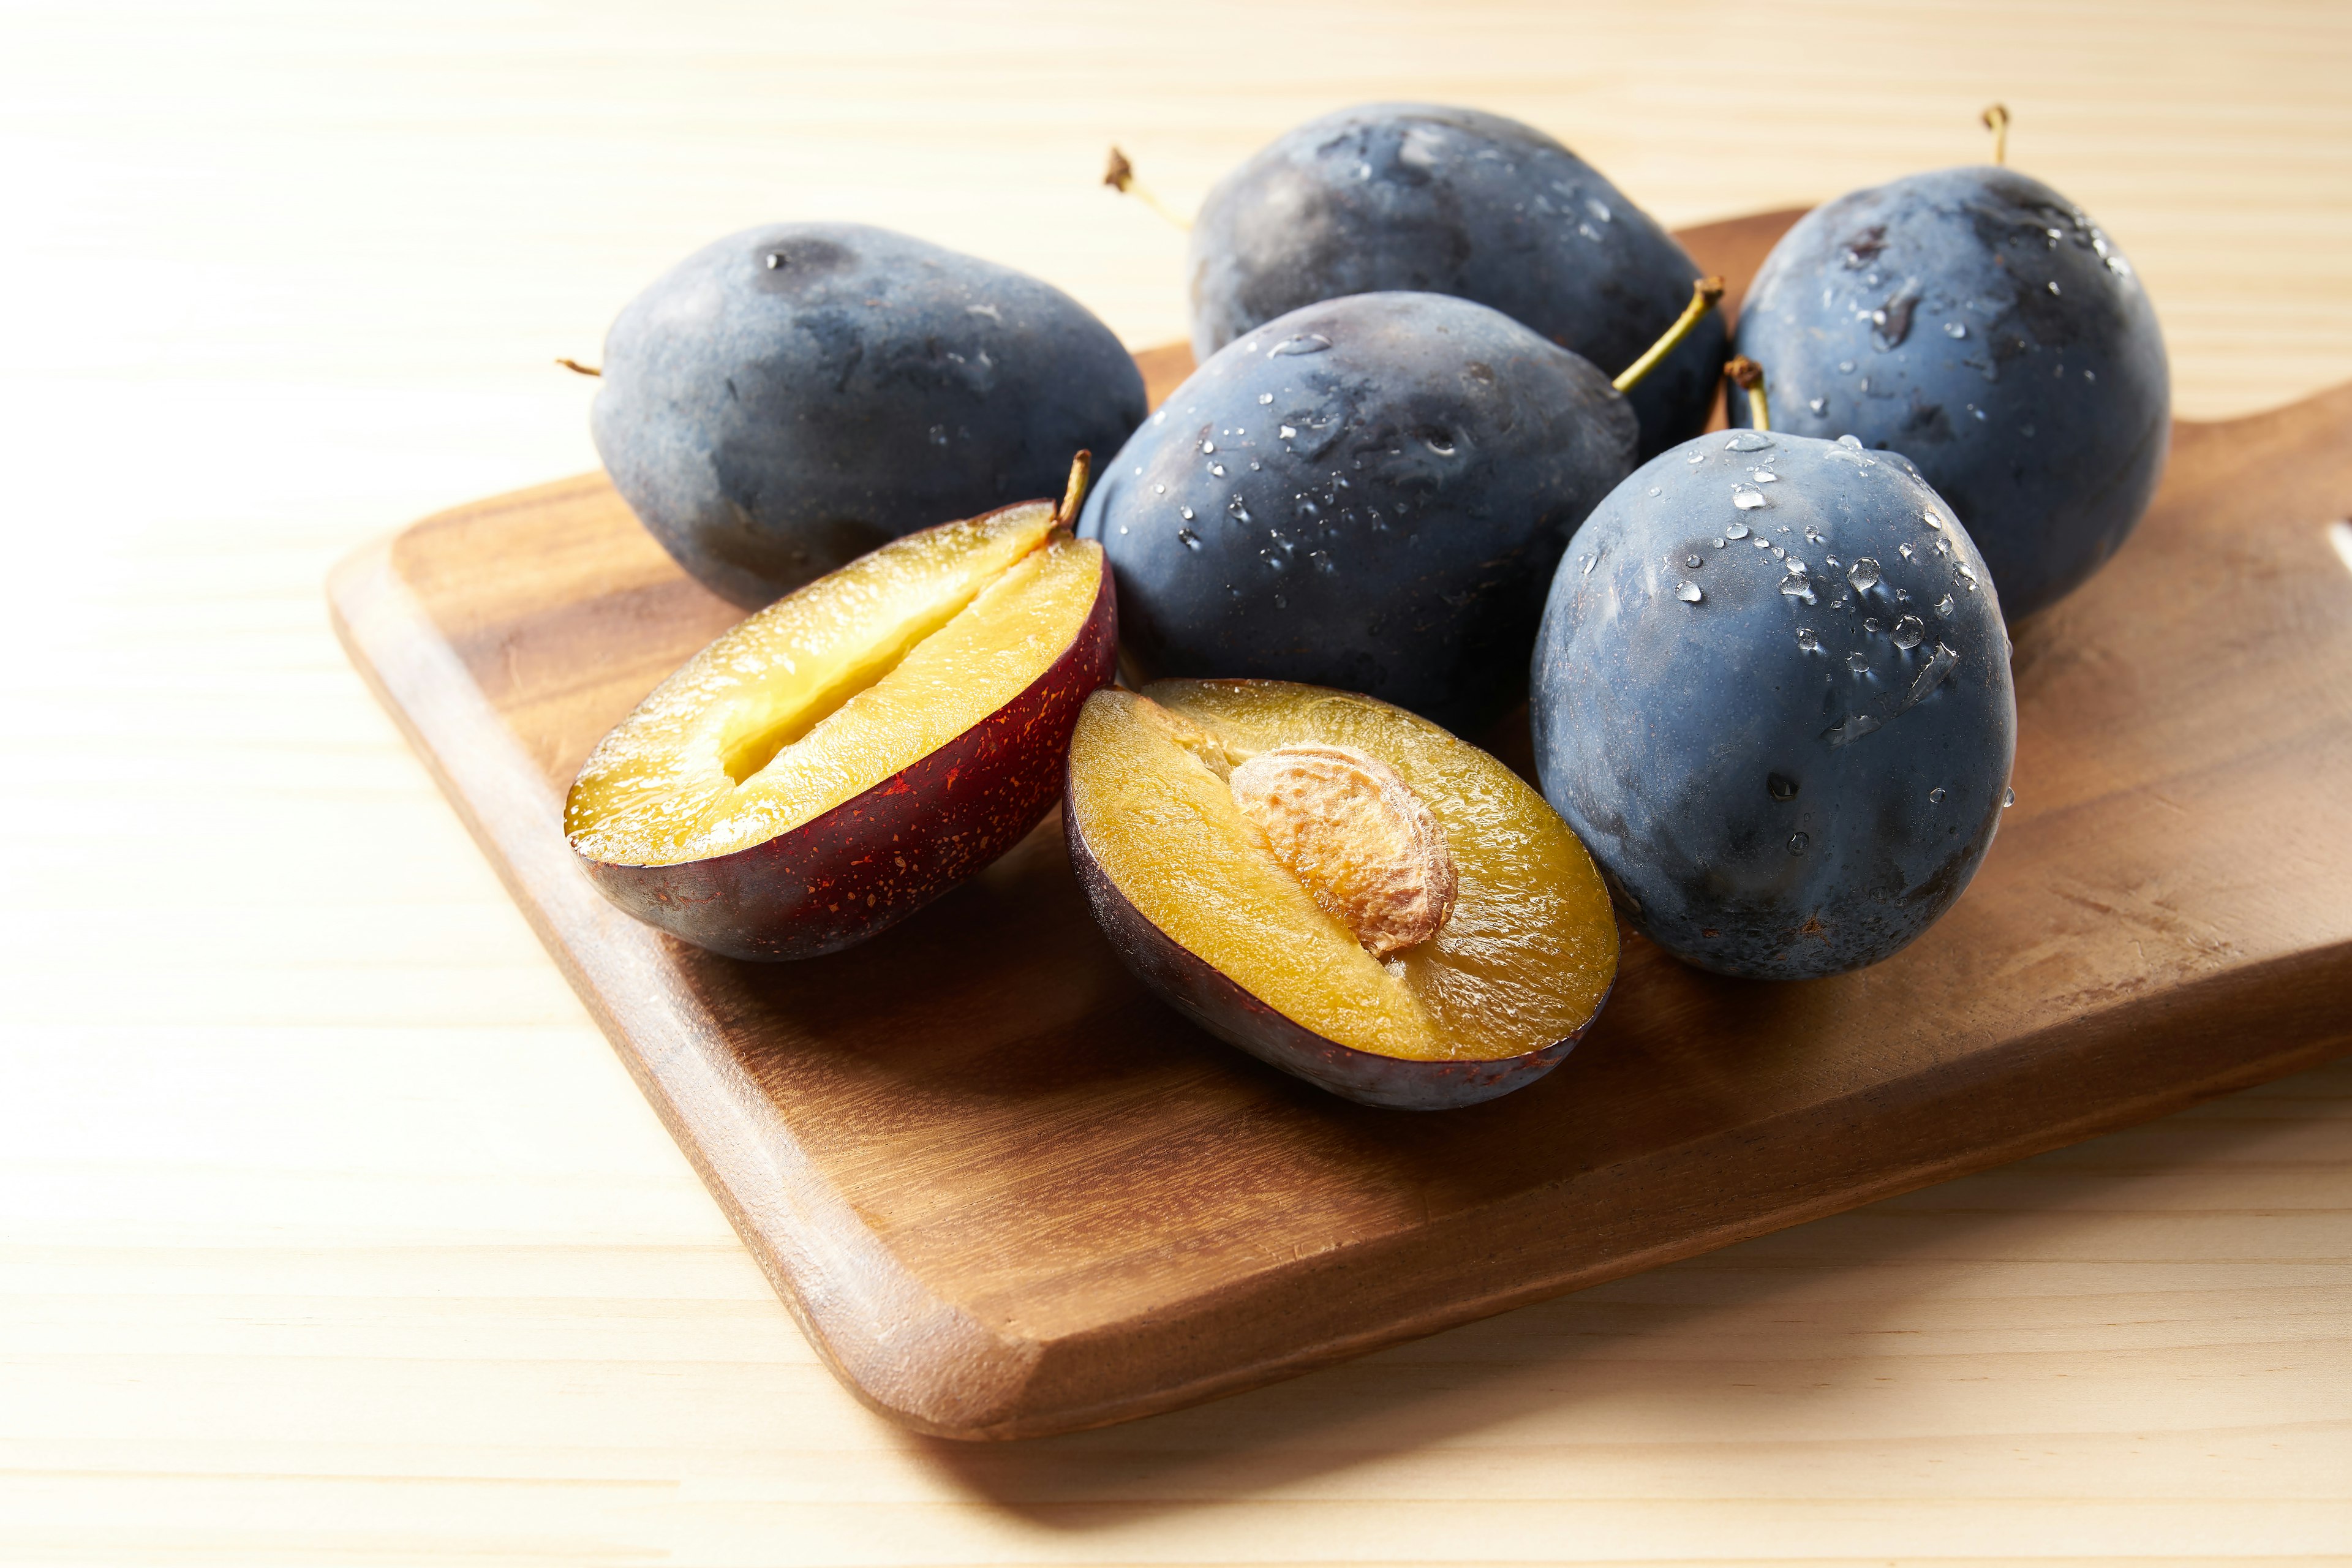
[1729,168,2168,619]
[592,223,1147,607]
[1187,103,1723,459]
[1079,292,1637,735]
[1530,431,2016,979]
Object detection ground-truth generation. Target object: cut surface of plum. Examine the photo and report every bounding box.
[1066,680,1618,1072]
[566,495,1115,960]
[570,500,1093,864]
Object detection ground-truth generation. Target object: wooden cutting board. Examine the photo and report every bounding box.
[328,211,2352,1441]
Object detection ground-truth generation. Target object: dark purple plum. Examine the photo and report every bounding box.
[1188,103,1723,459]
[1077,291,1637,735]
[592,222,1146,607]
[1730,167,2169,619]
[1531,428,2017,979]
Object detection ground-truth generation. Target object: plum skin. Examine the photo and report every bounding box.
[575,564,1115,961]
[593,222,1147,608]
[1078,291,1637,736]
[1531,432,2017,980]
[1063,802,1597,1112]
[1729,167,2169,620]
[1188,102,1724,459]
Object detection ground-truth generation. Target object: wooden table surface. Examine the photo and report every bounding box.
[4,1,2349,1562]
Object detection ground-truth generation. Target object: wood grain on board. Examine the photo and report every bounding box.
[328,211,2352,1440]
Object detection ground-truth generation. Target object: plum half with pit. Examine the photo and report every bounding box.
[1531,429,2016,979]
[566,465,1115,960]
[1729,167,2169,619]
[1078,290,1640,736]
[1065,679,1619,1110]
[592,222,1147,607]
[1187,102,1723,458]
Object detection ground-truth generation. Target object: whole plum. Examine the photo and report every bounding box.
[1079,291,1637,734]
[1730,168,2169,619]
[593,222,1147,607]
[1531,429,2016,979]
[1188,103,1722,459]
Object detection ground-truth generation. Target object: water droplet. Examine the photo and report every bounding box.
[1177,529,1200,550]
[1788,832,1809,855]
[1152,483,1166,495]
[1809,398,1828,415]
[1838,360,1856,374]
[1200,439,1216,454]
[1754,537,1772,549]
[1732,484,1769,510]
[1865,617,1883,633]
[1423,432,1457,456]
[1805,526,1825,543]
[1648,486,1662,497]
[1577,221,1604,243]
[1781,570,1817,603]
[1210,464,1226,477]
[1725,521,1751,540]
[1768,772,1800,801]
[1117,526,1129,535]
[1581,552,1597,576]
[1899,542,1914,559]
[1179,507,1194,521]
[1929,786,1947,803]
[1838,434,1864,450]
[1713,538,1725,549]
[1686,451,1706,465]
[1257,392,1274,405]
[1684,554,1703,569]
[1771,545,1785,558]
[1796,626,1820,650]
[2046,280,2061,296]
[1923,510,1945,530]
[1727,431,1774,452]
[1751,469,1779,484]
[1585,196,1612,222]
[1896,588,1910,603]
[1847,651,1869,673]
[1956,559,1978,583]
[1891,615,1924,649]
[1278,424,1297,439]
[1847,557,1882,590]
[1269,333,1332,357]
[1936,593,1955,617]
[1944,321,1968,338]
[2003,786,2016,808]
[1675,579,1703,603]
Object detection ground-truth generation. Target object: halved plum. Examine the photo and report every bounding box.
[567,470,1115,960]
[1065,680,1618,1109]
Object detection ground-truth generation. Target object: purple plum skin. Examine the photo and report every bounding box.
[1729,167,2169,620]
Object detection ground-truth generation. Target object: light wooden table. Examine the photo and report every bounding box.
[4,2,2350,1562]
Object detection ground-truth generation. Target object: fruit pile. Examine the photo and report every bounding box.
[562,101,2168,1109]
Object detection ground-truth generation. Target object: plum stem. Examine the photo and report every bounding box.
[1982,103,2010,167]
[1104,146,1191,232]
[1055,450,1093,529]
[1725,355,1771,431]
[556,358,601,377]
[1612,276,1725,394]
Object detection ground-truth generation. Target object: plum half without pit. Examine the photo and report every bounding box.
[1065,679,1619,1110]
[566,459,1115,960]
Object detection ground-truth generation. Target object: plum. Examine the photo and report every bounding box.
[1077,290,1639,735]
[1531,429,2016,979]
[1065,680,1618,1109]
[592,222,1147,607]
[567,464,1116,960]
[1729,167,2169,619]
[1188,102,1723,458]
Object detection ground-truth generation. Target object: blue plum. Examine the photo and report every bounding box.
[1729,167,2169,620]
[592,222,1147,607]
[1079,291,1637,734]
[1531,429,2016,979]
[1187,103,1724,459]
